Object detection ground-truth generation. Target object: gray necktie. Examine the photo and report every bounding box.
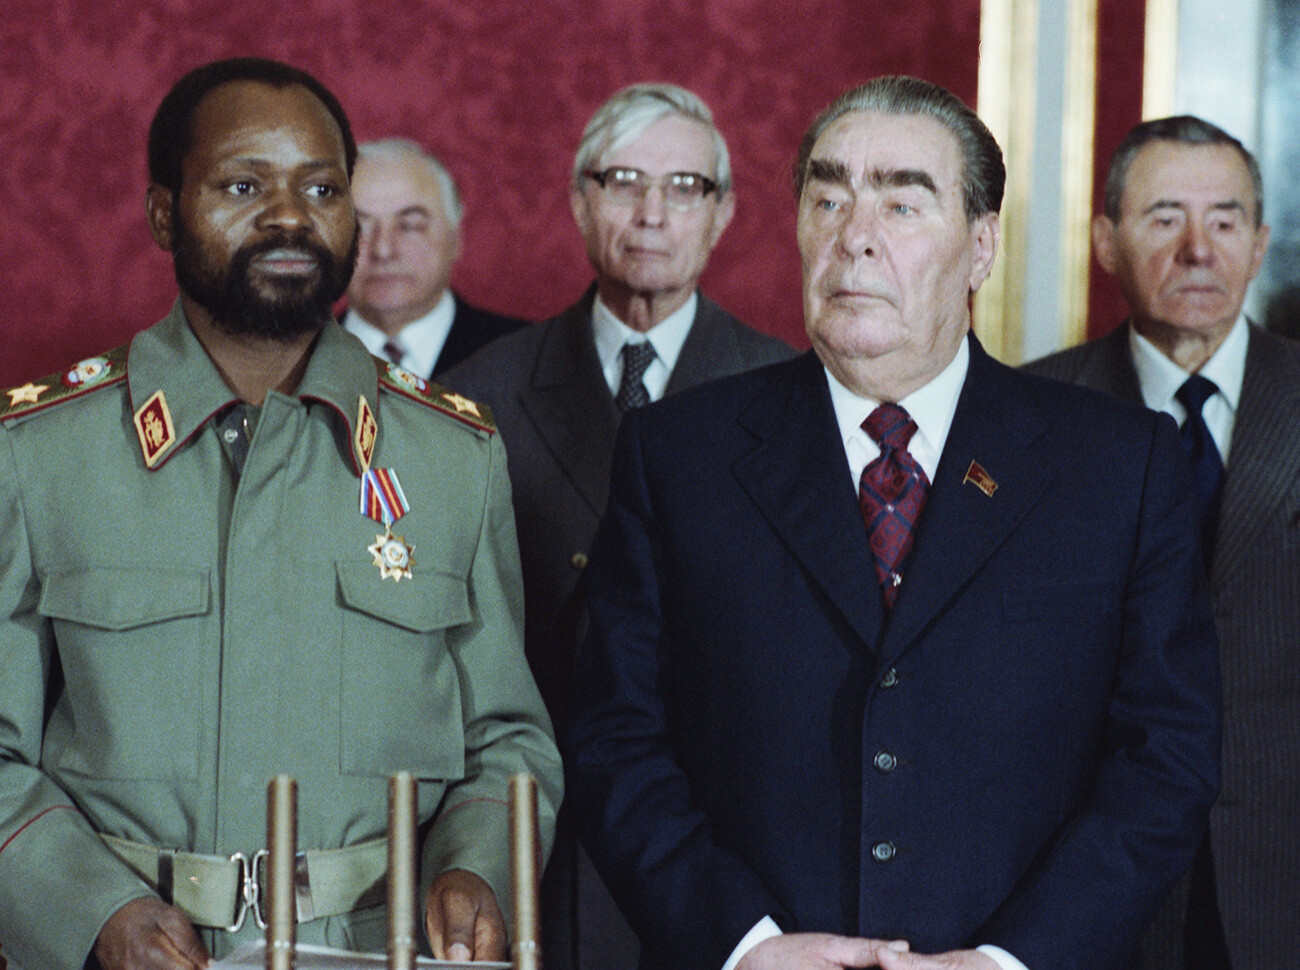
[615,342,657,412]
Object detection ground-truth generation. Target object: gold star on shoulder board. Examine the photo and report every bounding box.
[7,383,49,406]
[441,393,482,419]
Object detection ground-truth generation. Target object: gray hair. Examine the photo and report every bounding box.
[356,138,464,227]
[794,76,1005,224]
[571,83,732,194]
[1103,115,1263,227]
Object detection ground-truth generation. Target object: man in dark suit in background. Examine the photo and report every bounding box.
[566,76,1220,970]
[446,83,793,970]
[1026,115,1300,970]
[343,139,525,378]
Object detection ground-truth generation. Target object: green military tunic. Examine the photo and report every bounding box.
[0,304,562,968]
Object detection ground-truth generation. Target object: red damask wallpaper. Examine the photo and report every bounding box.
[1090,0,1147,337]
[0,0,982,388]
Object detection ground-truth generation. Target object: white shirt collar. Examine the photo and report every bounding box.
[1129,314,1247,463]
[592,291,698,401]
[1129,314,1247,415]
[343,289,456,377]
[826,336,970,487]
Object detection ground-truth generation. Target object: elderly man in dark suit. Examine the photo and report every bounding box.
[445,84,793,970]
[1026,115,1300,970]
[566,77,1221,970]
[343,139,525,379]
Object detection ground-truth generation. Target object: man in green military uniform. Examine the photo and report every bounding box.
[0,58,561,970]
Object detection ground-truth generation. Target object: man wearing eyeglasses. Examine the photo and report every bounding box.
[445,82,793,970]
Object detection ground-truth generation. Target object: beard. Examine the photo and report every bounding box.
[172,213,358,340]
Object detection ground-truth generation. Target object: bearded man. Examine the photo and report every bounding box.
[0,57,560,970]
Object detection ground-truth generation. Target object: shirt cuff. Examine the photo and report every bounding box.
[721,916,783,970]
[719,921,1026,970]
[978,944,1030,970]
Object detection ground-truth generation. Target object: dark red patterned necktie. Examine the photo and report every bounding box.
[859,404,930,609]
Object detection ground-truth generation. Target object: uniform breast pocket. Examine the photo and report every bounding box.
[336,563,472,780]
[39,566,210,780]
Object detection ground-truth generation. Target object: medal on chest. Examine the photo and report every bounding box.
[355,395,415,582]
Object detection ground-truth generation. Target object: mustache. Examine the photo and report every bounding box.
[235,230,333,267]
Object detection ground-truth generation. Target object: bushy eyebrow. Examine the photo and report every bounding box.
[806,158,938,196]
[876,168,938,195]
[1142,199,1248,218]
[807,158,853,188]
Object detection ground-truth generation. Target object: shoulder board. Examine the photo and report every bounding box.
[1,345,129,422]
[374,358,496,434]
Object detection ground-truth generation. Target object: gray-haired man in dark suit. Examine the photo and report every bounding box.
[446,82,793,970]
[1026,115,1300,970]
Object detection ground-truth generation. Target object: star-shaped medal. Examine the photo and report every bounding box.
[368,530,415,582]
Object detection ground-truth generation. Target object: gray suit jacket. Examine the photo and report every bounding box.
[444,287,795,727]
[1026,322,1300,970]
[443,288,793,970]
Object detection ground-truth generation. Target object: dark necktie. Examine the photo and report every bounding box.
[1175,374,1224,564]
[615,341,657,412]
[859,404,930,610]
[1175,375,1233,969]
[381,339,406,368]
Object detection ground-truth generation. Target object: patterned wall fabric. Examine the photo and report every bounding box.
[1090,0,1148,337]
[0,0,981,387]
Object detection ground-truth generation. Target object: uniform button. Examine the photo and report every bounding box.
[874,751,897,773]
[570,552,588,570]
[879,668,899,688]
[871,841,896,862]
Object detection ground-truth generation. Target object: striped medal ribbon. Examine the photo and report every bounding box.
[361,468,415,581]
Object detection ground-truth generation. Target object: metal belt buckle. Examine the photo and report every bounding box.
[249,848,270,929]
[225,849,270,932]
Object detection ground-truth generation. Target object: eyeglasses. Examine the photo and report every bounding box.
[584,167,720,211]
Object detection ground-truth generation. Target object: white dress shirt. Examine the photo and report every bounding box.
[826,336,968,487]
[343,289,456,379]
[592,291,697,402]
[723,337,1027,970]
[1129,314,1247,464]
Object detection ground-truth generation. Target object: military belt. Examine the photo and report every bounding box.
[100,833,388,931]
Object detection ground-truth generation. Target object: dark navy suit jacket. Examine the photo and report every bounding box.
[566,338,1221,970]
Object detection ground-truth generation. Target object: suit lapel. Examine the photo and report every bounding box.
[434,296,473,378]
[880,339,1055,666]
[1074,324,1144,404]
[519,294,620,516]
[665,294,739,394]
[1213,326,1300,580]
[517,290,744,516]
[733,353,885,650]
